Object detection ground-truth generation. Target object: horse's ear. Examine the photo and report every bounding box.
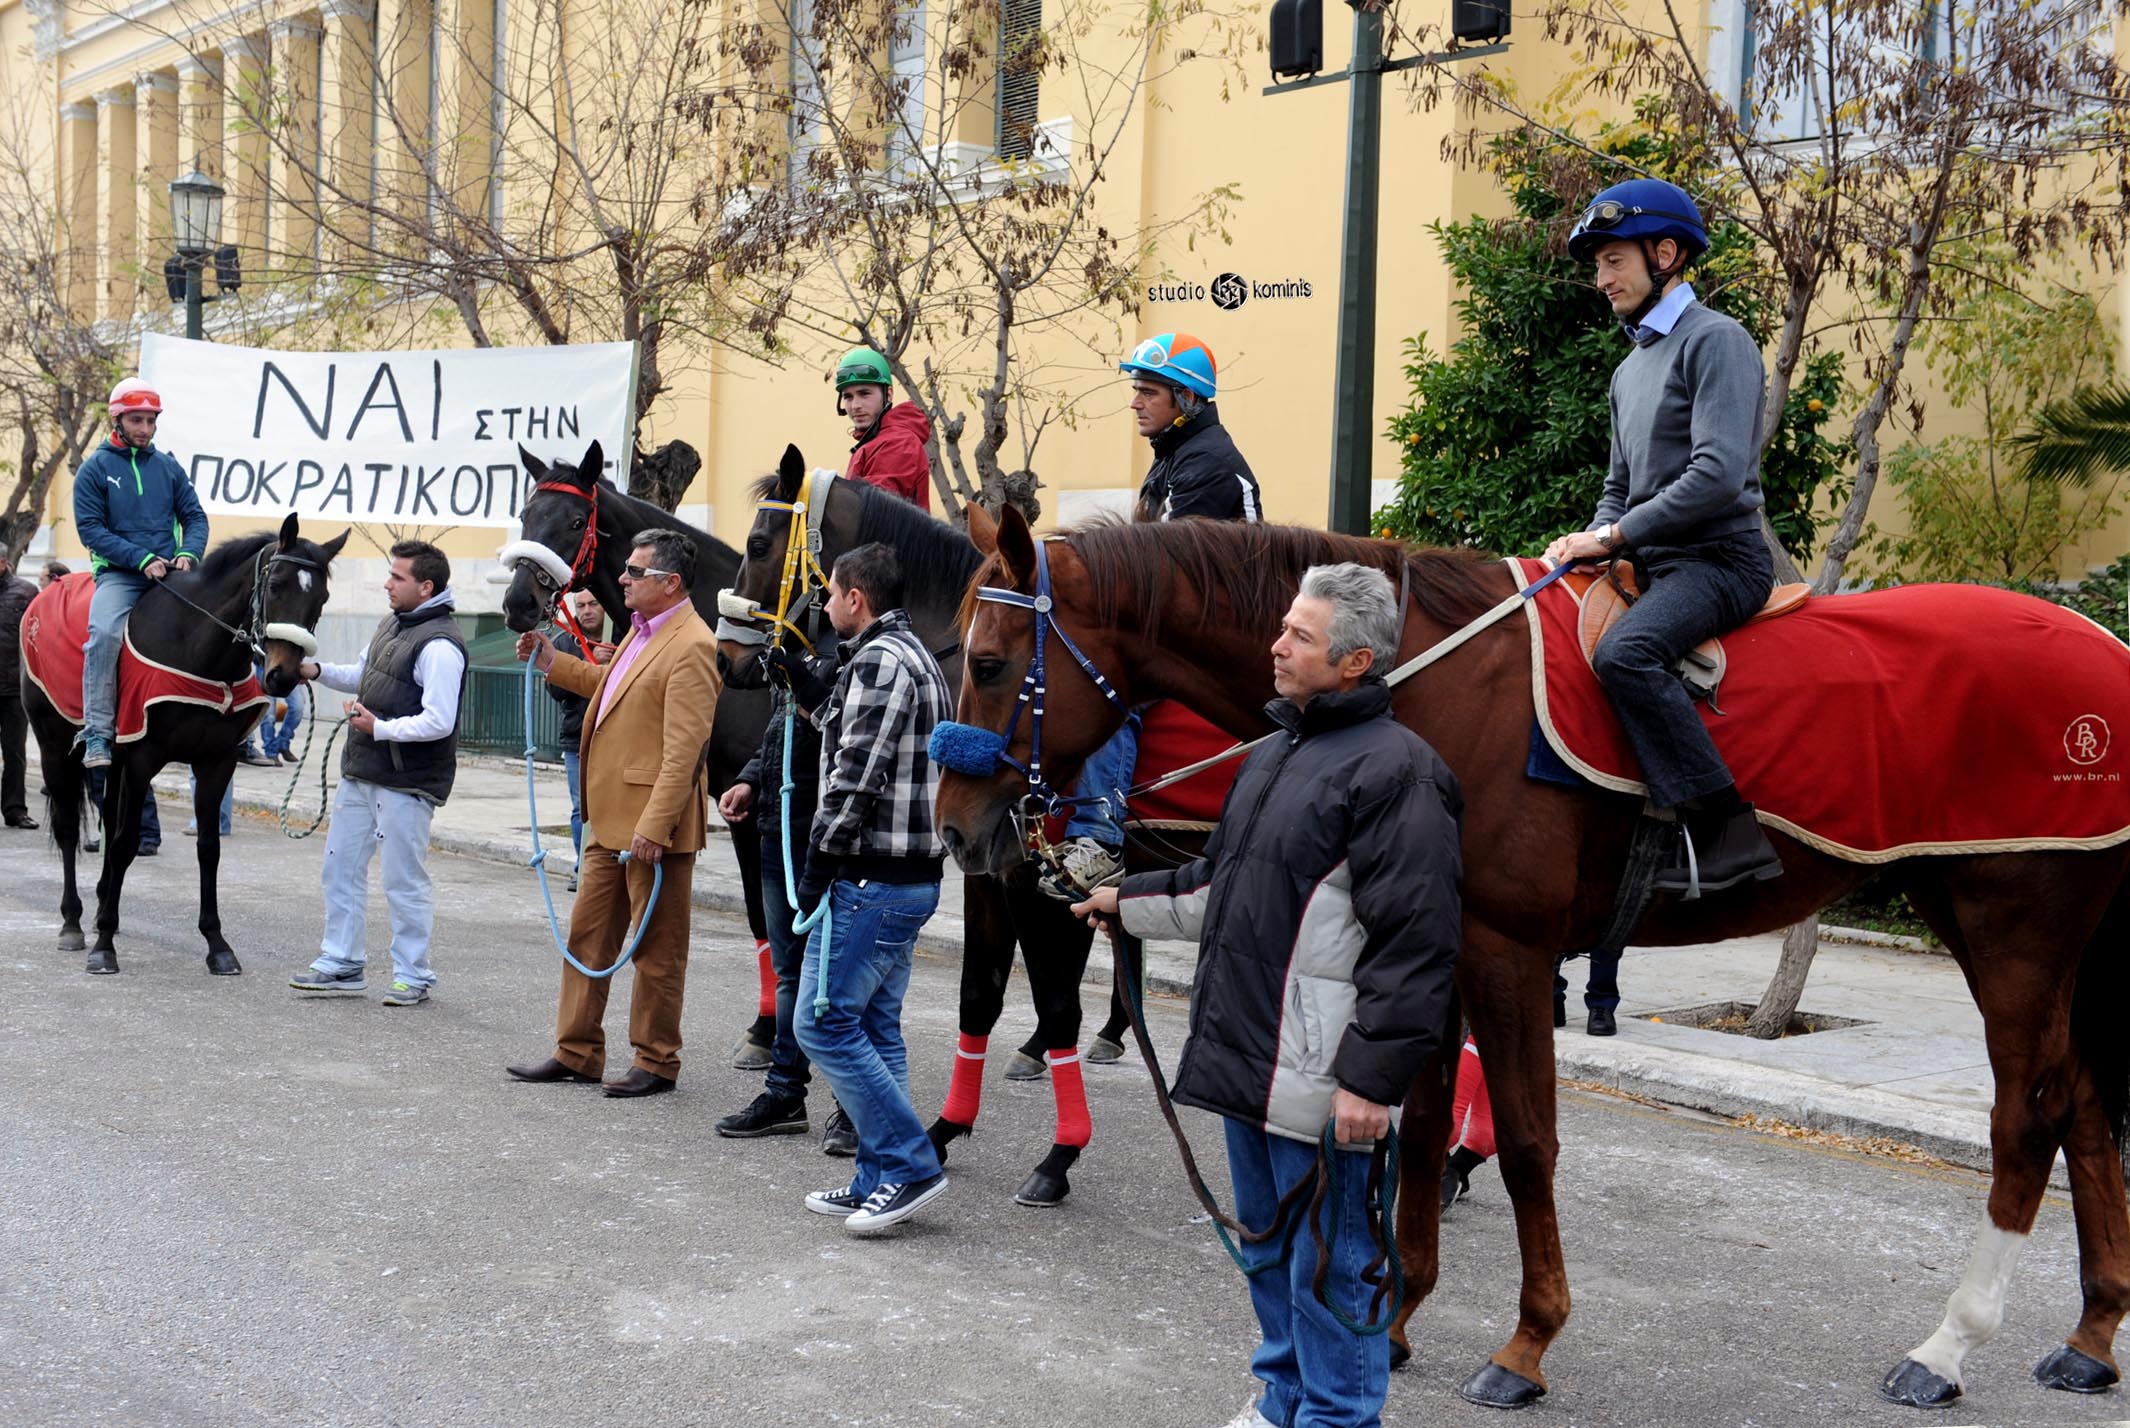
[996,503,1037,590]
[966,502,999,555]
[277,511,300,551]
[520,444,548,479]
[579,440,605,487]
[320,528,351,563]
[778,444,805,500]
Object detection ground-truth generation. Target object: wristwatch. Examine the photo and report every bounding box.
[1597,523,1625,554]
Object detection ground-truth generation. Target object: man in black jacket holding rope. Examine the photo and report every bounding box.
[1075,562,1462,1428]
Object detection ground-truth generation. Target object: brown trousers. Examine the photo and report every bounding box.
[554,843,695,1080]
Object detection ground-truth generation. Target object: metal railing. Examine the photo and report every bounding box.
[460,664,566,760]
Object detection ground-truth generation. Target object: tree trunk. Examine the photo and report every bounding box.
[629,440,700,513]
[1745,915,1820,1039]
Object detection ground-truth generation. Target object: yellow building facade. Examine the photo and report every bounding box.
[3,0,2124,626]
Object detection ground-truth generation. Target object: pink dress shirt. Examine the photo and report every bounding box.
[594,602,684,727]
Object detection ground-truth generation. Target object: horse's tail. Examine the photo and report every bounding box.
[2071,873,2130,1164]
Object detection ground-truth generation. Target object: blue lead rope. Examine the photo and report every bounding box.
[522,646,662,980]
[777,698,834,1019]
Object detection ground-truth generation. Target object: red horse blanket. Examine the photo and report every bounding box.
[1514,557,2130,862]
[1130,700,1237,827]
[20,573,267,741]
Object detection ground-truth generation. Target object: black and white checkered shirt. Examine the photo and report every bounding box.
[809,608,951,879]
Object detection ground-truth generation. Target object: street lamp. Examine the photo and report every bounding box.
[166,170,225,341]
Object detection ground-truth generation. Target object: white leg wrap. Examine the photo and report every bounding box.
[1907,1222,2028,1386]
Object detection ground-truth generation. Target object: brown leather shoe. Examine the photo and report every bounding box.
[506,1056,600,1084]
[603,1066,676,1098]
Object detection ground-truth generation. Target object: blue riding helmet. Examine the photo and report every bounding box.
[1119,333,1218,402]
[1567,179,1709,265]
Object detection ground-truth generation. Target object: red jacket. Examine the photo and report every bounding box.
[846,402,933,510]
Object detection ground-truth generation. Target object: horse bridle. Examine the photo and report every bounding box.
[715,470,837,654]
[156,544,323,660]
[502,476,608,652]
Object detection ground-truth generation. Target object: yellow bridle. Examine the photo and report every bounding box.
[745,469,836,653]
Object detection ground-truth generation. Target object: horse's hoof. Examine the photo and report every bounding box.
[1879,1358,1961,1408]
[1085,1036,1127,1065]
[84,949,118,975]
[730,1035,772,1070]
[1004,1051,1047,1081]
[58,928,85,952]
[1014,1167,1070,1207]
[205,948,242,976]
[2035,1344,2119,1394]
[1389,1338,1412,1371]
[1458,1361,1546,1409]
[927,1117,973,1164]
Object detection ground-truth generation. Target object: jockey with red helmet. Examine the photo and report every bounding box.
[70,377,209,768]
[1543,178,1782,896]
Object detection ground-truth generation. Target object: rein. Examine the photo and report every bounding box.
[150,545,325,664]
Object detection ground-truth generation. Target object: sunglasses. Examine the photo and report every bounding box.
[1575,199,1702,233]
[623,563,678,581]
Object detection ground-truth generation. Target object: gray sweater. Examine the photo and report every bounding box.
[1591,300,1767,548]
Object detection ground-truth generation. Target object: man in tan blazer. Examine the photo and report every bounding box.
[506,529,721,1097]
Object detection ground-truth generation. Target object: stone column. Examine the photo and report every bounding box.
[374,0,434,235]
[176,54,223,177]
[60,101,97,317]
[319,0,377,262]
[434,0,494,219]
[270,18,325,267]
[135,72,180,295]
[221,35,269,268]
[95,87,138,319]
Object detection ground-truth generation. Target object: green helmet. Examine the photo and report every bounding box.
[834,347,893,410]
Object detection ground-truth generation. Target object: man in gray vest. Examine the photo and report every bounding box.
[290,541,467,1006]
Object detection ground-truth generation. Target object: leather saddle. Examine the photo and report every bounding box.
[1562,563,1812,708]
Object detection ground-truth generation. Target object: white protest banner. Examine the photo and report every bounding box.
[139,334,638,527]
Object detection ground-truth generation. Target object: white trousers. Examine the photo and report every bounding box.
[315,777,437,989]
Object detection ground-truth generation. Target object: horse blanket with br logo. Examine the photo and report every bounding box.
[1128,701,1236,827]
[1511,556,2130,861]
[19,572,267,740]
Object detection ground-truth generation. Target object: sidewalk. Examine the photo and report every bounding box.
[103,739,2019,1181]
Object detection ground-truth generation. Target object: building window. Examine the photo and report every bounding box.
[996,0,1041,160]
[886,1,926,175]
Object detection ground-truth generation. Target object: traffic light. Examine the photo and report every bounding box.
[1451,0,1510,41]
[1270,0,1322,78]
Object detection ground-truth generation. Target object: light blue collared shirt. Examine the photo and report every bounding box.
[1623,281,1697,346]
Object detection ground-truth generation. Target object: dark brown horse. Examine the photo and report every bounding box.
[934,505,2130,1411]
[23,514,349,974]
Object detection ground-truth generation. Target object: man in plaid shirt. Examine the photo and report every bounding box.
[781,542,954,1236]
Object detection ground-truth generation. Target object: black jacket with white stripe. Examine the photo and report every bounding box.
[1134,402,1263,524]
[1118,680,1463,1144]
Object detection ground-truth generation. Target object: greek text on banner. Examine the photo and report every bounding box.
[138,334,639,528]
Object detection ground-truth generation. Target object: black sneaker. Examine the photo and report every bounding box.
[845,1173,949,1236]
[290,965,367,993]
[716,1093,808,1139]
[805,1183,864,1217]
[821,1105,857,1157]
[1654,806,1784,898]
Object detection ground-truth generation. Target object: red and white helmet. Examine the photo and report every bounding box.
[108,378,163,418]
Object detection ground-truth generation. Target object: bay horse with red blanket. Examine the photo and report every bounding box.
[934,506,2130,1412]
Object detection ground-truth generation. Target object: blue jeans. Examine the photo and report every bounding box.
[256,668,305,755]
[562,750,584,863]
[793,878,942,1195]
[187,769,233,836]
[762,810,816,1103]
[1590,533,1771,808]
[1225,1118,1391,1428]
[1065,718,1138,847]
[82,570,152,741]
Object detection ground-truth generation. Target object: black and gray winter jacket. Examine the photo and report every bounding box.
[1118,680,1463,1144]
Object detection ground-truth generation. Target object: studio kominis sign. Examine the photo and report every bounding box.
[139,334,638,528]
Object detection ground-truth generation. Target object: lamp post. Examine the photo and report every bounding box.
[167,170,225,341]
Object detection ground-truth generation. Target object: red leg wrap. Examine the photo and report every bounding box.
[1449,1037,1496,1160]
[1049,1048,1092,1149]
[755,940,777,1018]
[941,1032,988,1125]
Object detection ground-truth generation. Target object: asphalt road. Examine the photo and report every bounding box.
[3,817,2127,1428]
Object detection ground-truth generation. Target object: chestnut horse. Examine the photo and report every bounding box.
[934,506,2130,1411]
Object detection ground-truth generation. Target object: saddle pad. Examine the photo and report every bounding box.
[1511,557,2130,862]
[1130,700,1238,828]
[21,572,267,742]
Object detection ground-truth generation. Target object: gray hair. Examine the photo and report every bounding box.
[1297,563,1401,674]
[631,528,697,588]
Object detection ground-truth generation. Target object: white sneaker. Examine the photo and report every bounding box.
[1217,1408,1279,1428]
[844,1173,949,1236]
[1036,836,1123,901]
[805,1183,863,1217]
